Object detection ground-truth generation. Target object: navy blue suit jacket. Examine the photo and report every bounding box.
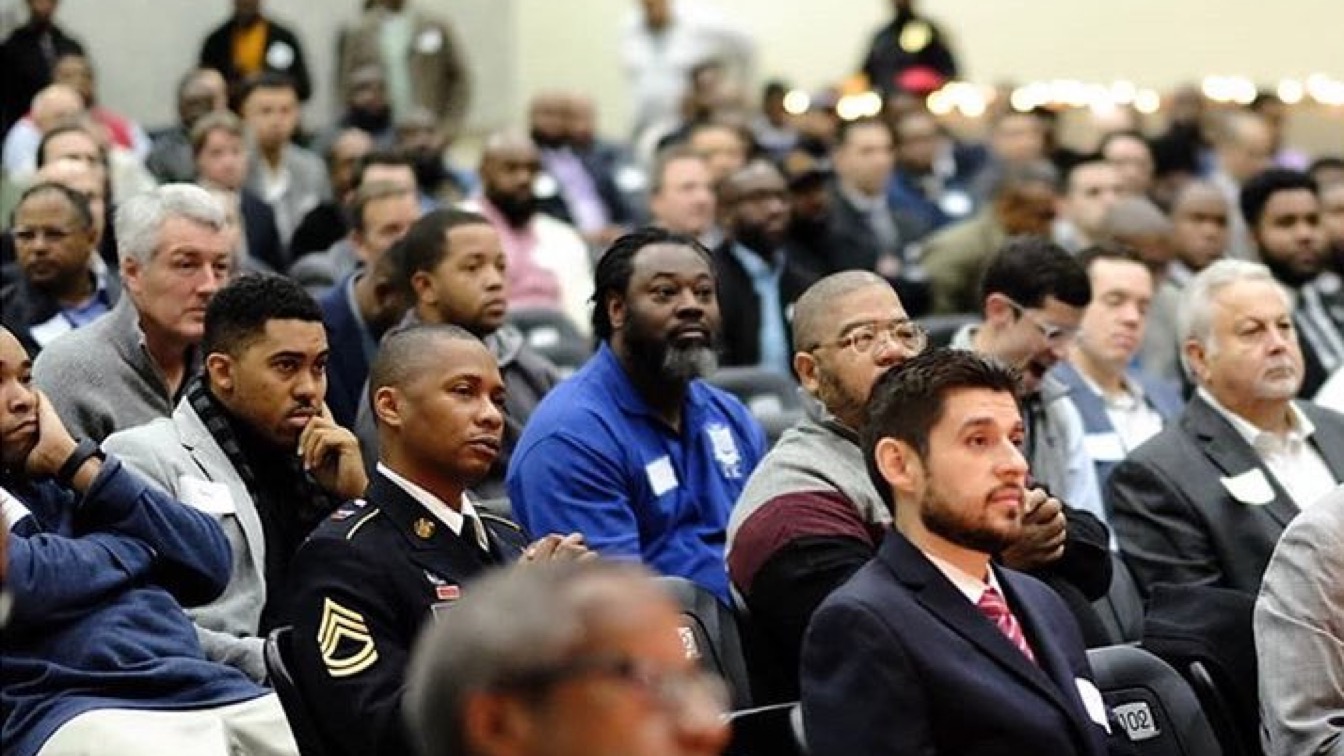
[318,276,371,429]
[801,529,1111,756]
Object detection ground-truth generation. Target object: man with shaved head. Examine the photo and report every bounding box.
[2,83,85,176]
[528,91,632,247]
[466,131,593,334]
[1210,110,1275,260]
[285,324,590,756]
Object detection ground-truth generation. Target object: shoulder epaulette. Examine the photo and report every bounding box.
[345,509,382,540]
[479,511,523,532]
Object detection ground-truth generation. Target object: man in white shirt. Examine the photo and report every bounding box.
[619,0,754,139]
[1106,259,1344,595]
[1053,244,1183,492]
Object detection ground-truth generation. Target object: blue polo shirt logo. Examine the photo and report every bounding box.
[706,423,743,479]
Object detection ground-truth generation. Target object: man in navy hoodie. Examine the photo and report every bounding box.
[0,325,297,756]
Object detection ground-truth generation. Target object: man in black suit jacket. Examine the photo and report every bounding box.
[199,0,311,103]
[713,160,817,374]
[802,349,1112,755]
[826,116,932,315]
[286,325,591,756]
[1106,259,1344,595]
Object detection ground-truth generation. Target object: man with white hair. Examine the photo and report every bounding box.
[33,183,235,441]
[1105,259,1344,595]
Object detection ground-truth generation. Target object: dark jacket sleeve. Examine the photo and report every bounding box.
[1030,504,1113,602]
[288,535,411,756]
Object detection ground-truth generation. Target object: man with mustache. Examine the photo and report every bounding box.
[0,325,300,756]
[354,208,561,499]
[1107,259,1344,595]
[467,131,593,337]
[801,349,1112,756]
[508,227,767,602]
[950,237,1104,523]
[285,324,591,756]
[1240,168,1340,397]
[102,273,368,682]
[730,272,1113,701]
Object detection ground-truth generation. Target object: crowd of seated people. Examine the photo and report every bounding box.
[4,0,1344,755]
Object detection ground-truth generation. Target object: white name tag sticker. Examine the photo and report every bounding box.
[1083,432,1126,462]
[1075,677,1111,733]
[1220,468,1275,506]
[645,456,678,497]
[178,475,236,515]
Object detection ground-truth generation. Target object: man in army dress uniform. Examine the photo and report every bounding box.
[285,324,591,756]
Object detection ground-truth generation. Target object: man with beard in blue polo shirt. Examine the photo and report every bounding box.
[508,227,767,601]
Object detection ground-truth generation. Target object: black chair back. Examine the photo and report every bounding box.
[1087,644,1222,756]
[656,576,754,710]
[507,307,592,373]
[1093,552,1146,645]
[264,626,330,756]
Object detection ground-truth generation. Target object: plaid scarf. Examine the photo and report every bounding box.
[185,374,337,527]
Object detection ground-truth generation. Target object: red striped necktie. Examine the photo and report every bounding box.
[978,585,1037,664]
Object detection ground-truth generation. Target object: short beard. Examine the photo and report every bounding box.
[919,481,1020,555]
[625,326,718,384]
[488,192,537,228]
[662,342,718,383]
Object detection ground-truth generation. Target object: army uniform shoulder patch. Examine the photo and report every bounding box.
[318,597,379,678]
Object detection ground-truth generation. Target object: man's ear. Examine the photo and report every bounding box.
[794,350,820,396]
[373,386,403,429]
[1183,338,1209,384]
[120,255,140,294]
[410,270,435,306]
[461,692,538,756]
[607,292,627,332]
[874,437,921,499]
[205,352,234,394]
[983,292,1014,327]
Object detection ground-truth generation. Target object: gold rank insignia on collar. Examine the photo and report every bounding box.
[318,598,379,678]
[413,517,436,539]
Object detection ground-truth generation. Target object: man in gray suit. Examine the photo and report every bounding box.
[1106,260,1344,595]
[103,273,368,682]
[1255,484,1344,756]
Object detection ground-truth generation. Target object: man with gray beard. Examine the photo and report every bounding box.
[507,227,767,602]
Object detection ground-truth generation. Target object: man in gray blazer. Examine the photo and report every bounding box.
[103,274,368,682]
[240,73,330,256]
[1106,260,1344,595]
[1255,483,1344,756]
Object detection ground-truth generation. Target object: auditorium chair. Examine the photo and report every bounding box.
[655,576,754,710]
[1087,644,1223,756]
[506,307,592,374]
[264,626,331,756]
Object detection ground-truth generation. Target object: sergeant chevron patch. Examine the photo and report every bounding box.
[318,597,379,677]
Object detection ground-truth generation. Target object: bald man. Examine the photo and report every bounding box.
[1167,181,1231,286]
[1210,110,1275,260]
[464,131,593,333]
[2,83,85,176]
[285,324,589,756]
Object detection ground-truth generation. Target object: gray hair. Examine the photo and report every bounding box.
[114,183,228,266]
[1177,259,1290,379]
[403,561,659,756]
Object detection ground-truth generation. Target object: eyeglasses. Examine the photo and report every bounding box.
[497,654,731,721]
[1003,297,1079,345]
[12,226,76,244]
[813,319,928,356]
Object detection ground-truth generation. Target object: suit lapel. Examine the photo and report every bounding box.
[1185,397,1299,528]
[878,534,1075,717]
[999,570,1097,750]
[178,403,268,583]
[1303,403,1344,480]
